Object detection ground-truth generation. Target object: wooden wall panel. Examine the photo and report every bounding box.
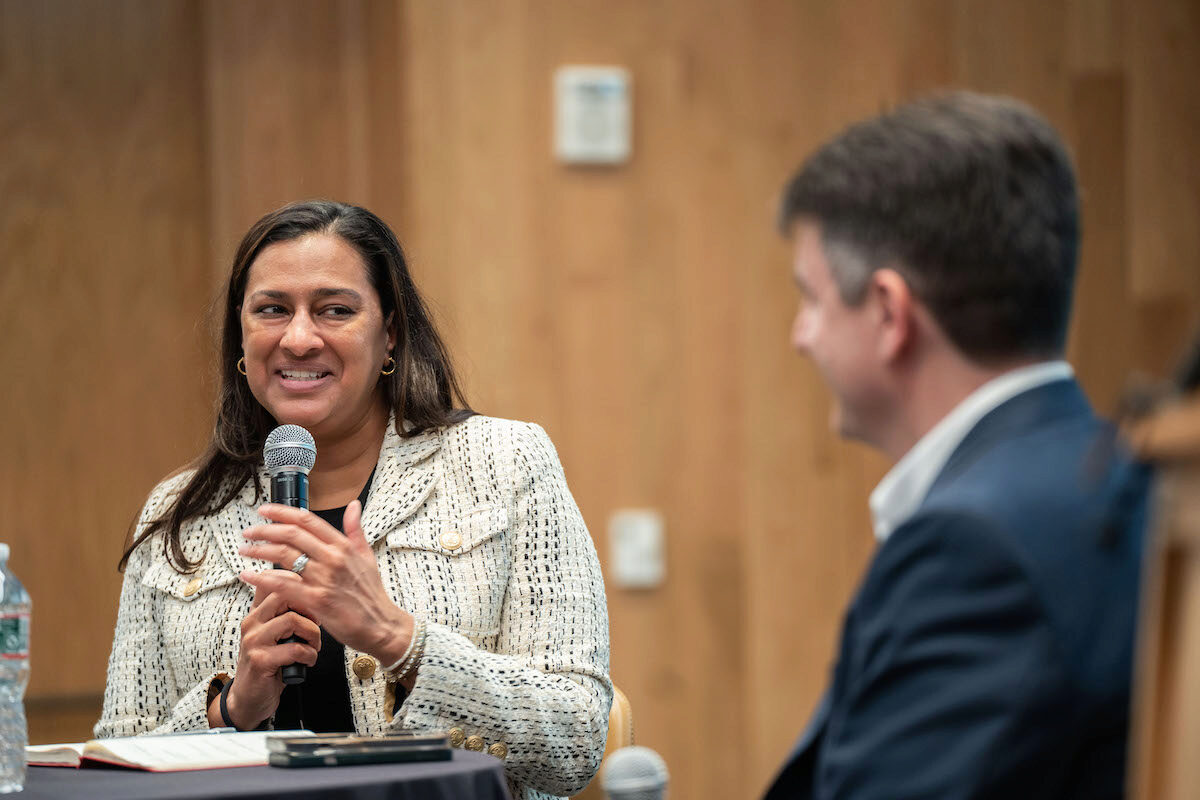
[1127,0,1200,377]
[0,0,211,702]
[2,0,1197,792]
[394,2,1200,795]
[205,0,377,270]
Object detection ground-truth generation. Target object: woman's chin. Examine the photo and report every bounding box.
[265,404,333,434]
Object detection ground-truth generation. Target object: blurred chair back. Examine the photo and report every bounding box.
[1129,393,1200,800]
[574,684,634,800]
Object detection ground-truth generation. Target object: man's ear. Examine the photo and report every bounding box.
[870,268,916,363]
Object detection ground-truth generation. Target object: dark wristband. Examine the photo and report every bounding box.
[218,678,268,731]
[219,677,237,729]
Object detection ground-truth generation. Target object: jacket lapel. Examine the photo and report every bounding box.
[208,468,274,576]
[359,422,441,547]
[207,418,443,573]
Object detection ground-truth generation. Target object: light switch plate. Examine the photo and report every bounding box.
[608,508,665,588]
[554,65,632,164]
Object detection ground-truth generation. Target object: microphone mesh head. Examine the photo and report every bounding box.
[601,746,669,800]
[263,424,317,475]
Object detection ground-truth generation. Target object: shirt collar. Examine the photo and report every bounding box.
[868,360,1074,542]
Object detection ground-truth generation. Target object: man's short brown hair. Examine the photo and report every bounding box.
[779,92,1079,363]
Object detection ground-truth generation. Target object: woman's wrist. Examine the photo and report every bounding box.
[384,617,426,684]
[372,607,415,668]
[220,678,270,731]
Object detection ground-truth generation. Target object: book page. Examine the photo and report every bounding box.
[26,743,85,767]
[82,730,314,771]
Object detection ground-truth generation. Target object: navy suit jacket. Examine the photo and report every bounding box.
[765,379,1149,800]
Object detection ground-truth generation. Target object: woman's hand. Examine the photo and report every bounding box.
[218,578,321,730]
[237,500,415,668]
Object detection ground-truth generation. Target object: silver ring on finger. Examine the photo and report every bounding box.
[290,553,310,576]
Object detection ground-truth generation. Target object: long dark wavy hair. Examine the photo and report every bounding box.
[120,200,474,574]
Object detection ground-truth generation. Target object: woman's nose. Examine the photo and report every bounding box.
[280,311,322,355]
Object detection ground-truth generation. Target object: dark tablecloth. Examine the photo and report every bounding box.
[22,749,511,800]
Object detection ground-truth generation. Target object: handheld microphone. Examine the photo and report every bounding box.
[601,746,669,800]
[263,424,317,686]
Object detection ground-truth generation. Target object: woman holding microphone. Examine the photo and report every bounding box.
[97,201,611,798]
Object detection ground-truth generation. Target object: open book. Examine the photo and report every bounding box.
[27,730,315,771]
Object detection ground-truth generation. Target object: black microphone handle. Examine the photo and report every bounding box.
[271,471,309,686]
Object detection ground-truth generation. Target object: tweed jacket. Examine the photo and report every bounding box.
[97,414,613,799]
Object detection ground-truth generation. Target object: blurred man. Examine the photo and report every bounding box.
[766,92,1149,799]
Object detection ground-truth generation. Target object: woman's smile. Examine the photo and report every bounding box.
[276,366,334,391]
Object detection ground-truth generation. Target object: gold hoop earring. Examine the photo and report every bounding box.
[381,356,396,376]
[237,357,247,376]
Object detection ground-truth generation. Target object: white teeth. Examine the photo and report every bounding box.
[281,370,324,380]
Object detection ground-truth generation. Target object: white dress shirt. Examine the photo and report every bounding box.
[869,361,1075,542]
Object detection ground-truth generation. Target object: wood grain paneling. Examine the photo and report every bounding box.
[2,2,1197,796]
[205,0,376,271]
[0,0,211,698]
[395,3,1199,795]
[1127,0,1200,378]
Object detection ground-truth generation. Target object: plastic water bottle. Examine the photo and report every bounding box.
[0,543,31,793]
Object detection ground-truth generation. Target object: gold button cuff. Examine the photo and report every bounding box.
[439,530,463,550]
[183,577,202,597]
[448,728,465,748]
[487,742,508,760]
[464,735,485,752]
[351,655,376,680]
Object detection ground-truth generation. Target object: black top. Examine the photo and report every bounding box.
[272,471,395,733]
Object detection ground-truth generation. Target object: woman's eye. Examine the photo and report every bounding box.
[321,305,354,318]
[255,304,287,316]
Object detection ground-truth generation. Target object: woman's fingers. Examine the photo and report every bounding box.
[245,600,320,644]
[242,505,399,658]
[239,568,314,615]
[230,583,323,729]
[256,610,321,651]
[246,580,291,617]
[249,581,269,610]
[256,504,342,545]
[239,541,305,571]
[241,592,321,668]
[244,636,319,675]
[277,640,319,668]
[241,523,331,566]
[343,500,369,553]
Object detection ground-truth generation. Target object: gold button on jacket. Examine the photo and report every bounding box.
[448,728,465,748]
[487,742,508,760]
[351,655,376,680]
[464,735,485,752]
[183,577,202,597]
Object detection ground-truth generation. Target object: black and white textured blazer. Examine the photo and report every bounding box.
[97,414,612,799]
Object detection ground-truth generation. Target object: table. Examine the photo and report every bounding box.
[21,749,511,800]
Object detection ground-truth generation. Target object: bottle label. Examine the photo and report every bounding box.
[0,611,30,658]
